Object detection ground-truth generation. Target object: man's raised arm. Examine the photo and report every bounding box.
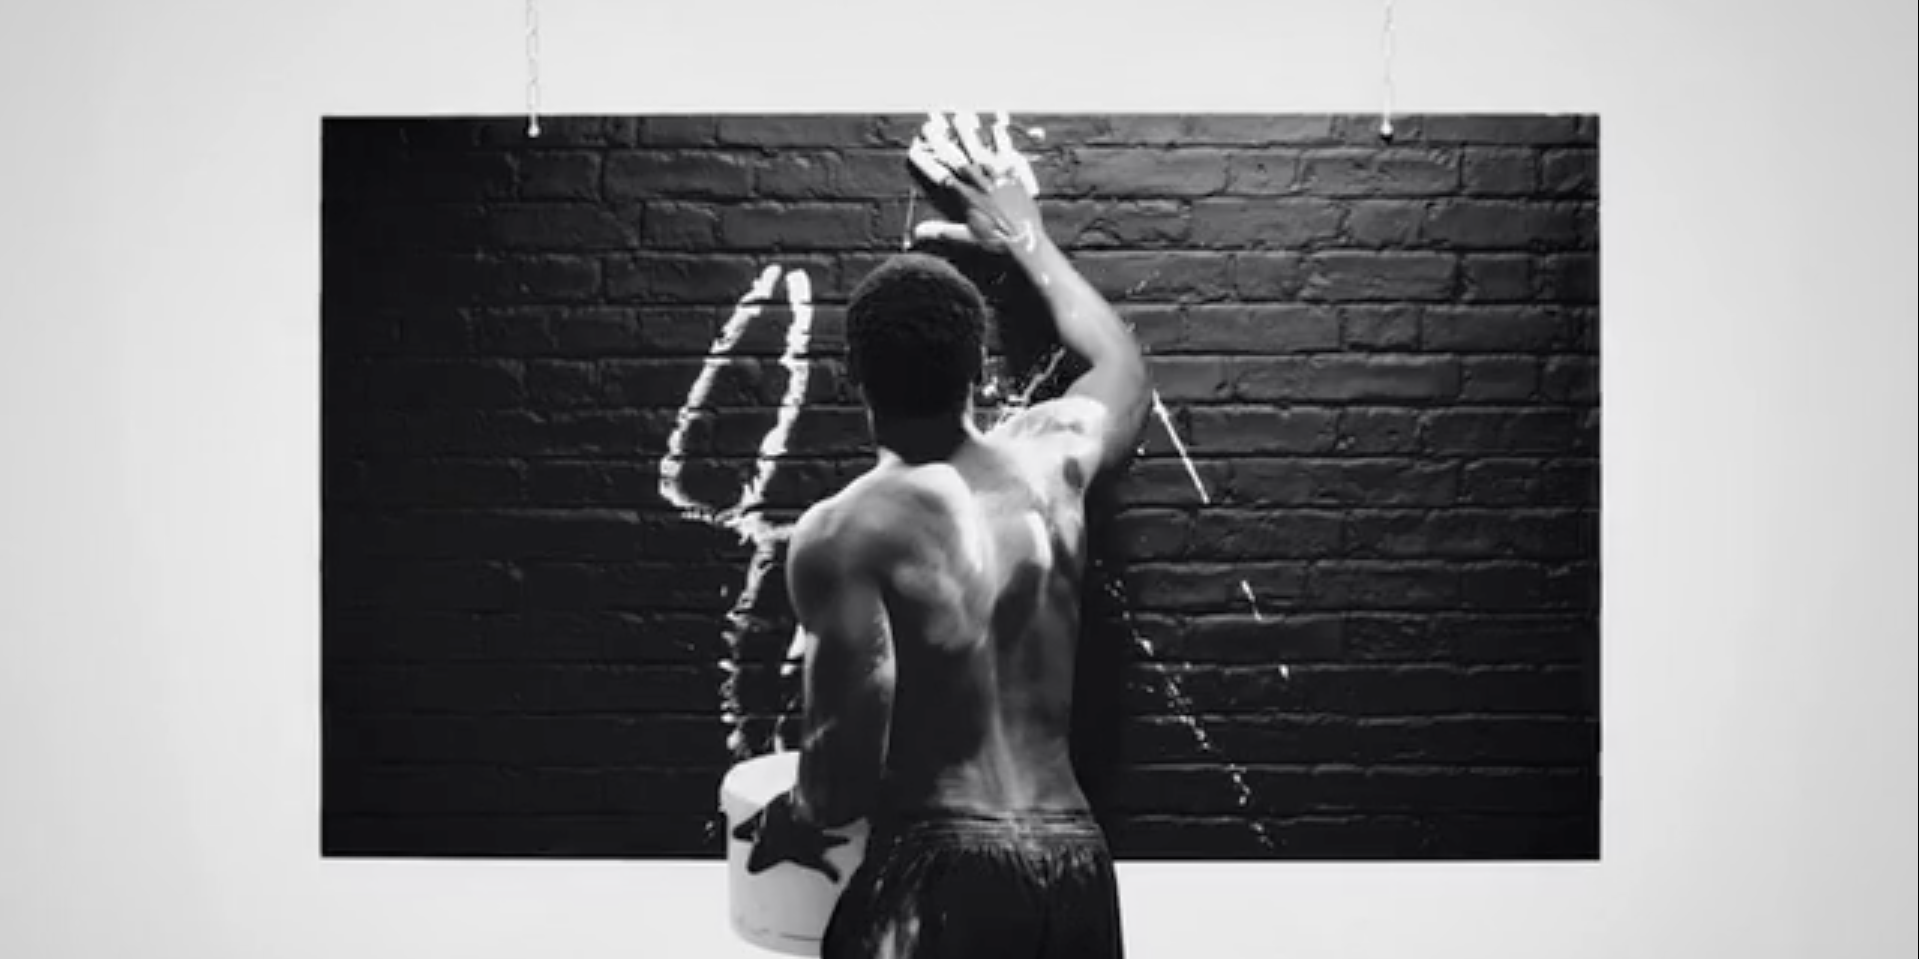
[907,120,1151,479]
[1006,234,1151,477]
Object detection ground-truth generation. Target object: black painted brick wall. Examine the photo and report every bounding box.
[322,113,1600,860]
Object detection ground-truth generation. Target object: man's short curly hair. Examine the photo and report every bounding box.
[845,252,987,417]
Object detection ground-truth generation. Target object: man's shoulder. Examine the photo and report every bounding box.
[788,476,906,568]
[990,395,1110,443]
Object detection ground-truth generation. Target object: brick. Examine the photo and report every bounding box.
[1076,252,1235,302]
[322,712,732,767]
[638,116,719,146]
[1190,199,1344,249]
[718,203,875,250]
[328,661,726,714]
[1347,509,1589,559]
[1042,200,1190,248]
[1340,306,1422,351]
[1180,305,1340,354]
[355,460,525,506]
[527,360,598,407]
[1123,562,1308,611]
[1425,201,1581,250]
[1096,115,1336,145]
[327,560,522,611]
[1575,204,1599,249]
[1344,200,1426,247]
[1423,409,1588,454]
[1225,150,1299,194]
[1111,459,1230,506]
[1109,509,1193,559]
[1460,148,1537,195]
[1232,253,1307,299]
[1459,357,1540,401]
[523,561,745,612]
[1307,562,1458,609]
[1303,253,1455,302]
[715,115,881,146]
[1460,255,1534,302]
[1121,714,1597,766]
[1068,148,1229,197]
[605,254,759,304]
[392,152,518,202]
[1127,664,1590,718]
[483,204,637,251]
[480,117,641,149]
[1421,115,1584,145]
[508,256,601,302]
[1228,459,1458,507]
[1149,356,1231,402]
[636,201,718,250]
[1541,460,1599,505]
[1540,149,1598,195]
[1117,306,1183,352]
[481,307,636,356]
[518,152,602,200]
[1186,510,1344,559]
[1536,253,1599,303]
[1233,356,1460,403]
[1335,408,1421,454]
[1153,614,1346,662]
[833,150,911,197]
[1422,306,1582,352]
[1183,407,1338,454]
[1423,613,1598,664]
[1461,562,1552,610]
[361,359,526,409]
[1546,561,1601,608]
[525,461,658,505]
[1459,459,1540,506]
[1000,114,1104,147]
[1297,149,1458,196]
[749,151,836,198]
[604,151,752,199]
[1541,357,1599,402]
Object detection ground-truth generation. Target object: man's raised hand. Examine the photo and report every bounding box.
[906,111,1045,255]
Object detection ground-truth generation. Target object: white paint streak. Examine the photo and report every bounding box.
[662,264,815,758]
[1150,390,1212,505]
[720,270,815,536]
[659,264,785,521]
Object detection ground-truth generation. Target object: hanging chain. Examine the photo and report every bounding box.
[1380,0,1397,139]
[525,0,543,138]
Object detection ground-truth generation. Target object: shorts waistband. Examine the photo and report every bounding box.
[877,808,1107,844]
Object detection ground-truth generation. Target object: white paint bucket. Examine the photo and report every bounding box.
[720,751,870,956]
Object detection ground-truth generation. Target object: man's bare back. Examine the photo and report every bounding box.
[743,112,1150,958]
[788,398,1105,817]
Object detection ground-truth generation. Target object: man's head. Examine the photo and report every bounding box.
[845,252,988,418]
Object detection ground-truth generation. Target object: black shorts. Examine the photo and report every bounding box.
[821,809,1124,959]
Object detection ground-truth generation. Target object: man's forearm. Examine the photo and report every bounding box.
[792,719,883,829]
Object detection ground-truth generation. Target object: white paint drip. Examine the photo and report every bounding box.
[1150,390,1272,630]
[1104,573,1274,848]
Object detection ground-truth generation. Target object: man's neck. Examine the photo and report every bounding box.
[870,408,980,466]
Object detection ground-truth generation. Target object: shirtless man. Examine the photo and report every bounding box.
[742,120,1150,958]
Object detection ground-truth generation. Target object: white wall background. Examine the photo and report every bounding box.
[1,1,1913,956]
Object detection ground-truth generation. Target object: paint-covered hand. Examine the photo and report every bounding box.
[908,112,1045,254]
[733,788,849,883]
